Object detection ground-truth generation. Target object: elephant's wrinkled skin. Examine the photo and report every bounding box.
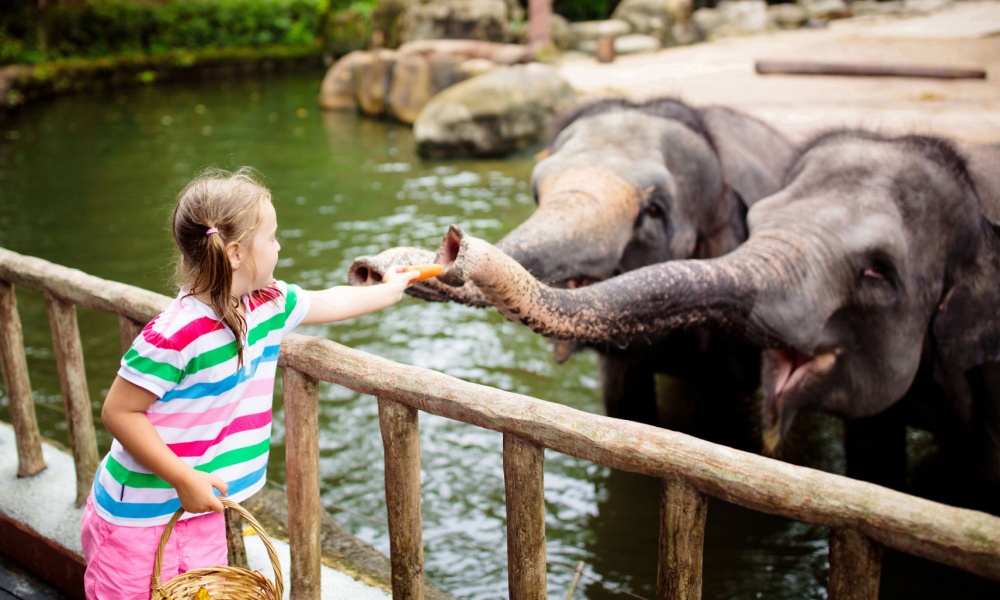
[436,131,1000,503]
[350,97,796,430]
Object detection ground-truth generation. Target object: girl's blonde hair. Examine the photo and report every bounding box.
[171,166,270,366]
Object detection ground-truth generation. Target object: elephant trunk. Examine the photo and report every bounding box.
[437,225,784,346]
[348,246,491,307]
[496,169,639,283]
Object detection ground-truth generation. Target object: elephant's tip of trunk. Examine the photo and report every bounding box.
[435,225,467,286]
[347,258,382,286]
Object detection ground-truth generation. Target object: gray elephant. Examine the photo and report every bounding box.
[350,97,797,436]
[433,131,1000,503]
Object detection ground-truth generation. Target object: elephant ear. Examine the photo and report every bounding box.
[697,105,798,205]
[932,143,1000,422]
[932,219,1000,423]
[695,187,748,259]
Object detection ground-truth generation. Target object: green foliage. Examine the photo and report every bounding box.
[1,0,327,66]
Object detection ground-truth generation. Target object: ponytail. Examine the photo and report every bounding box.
[171,167,270,367]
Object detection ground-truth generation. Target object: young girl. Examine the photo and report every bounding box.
[80,167,419,599]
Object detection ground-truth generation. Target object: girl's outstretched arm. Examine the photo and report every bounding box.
[102,376,228,514]
[301,266,419,325]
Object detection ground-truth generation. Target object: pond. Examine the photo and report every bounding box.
[1,68,997,599]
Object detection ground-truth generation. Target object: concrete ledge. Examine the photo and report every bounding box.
[0,422,408,599]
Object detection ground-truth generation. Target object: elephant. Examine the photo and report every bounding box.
[350,96,797,437]
[431,130,1000,504]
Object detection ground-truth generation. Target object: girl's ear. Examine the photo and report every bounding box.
[226,242,243,271]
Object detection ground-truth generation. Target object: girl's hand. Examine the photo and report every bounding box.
[174,468,228,514]
[382,265,421,290]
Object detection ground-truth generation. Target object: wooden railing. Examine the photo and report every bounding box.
[3,245,1000,599]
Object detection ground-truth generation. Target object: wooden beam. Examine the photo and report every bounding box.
[755,59,987,80]
[0,281,45,477]
[504,434,547,599]
[44,292,98,507]
[283,368,322,600]
[379,396,425,599]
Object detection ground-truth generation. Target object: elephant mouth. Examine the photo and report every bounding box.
[762,347,840,453]
[566,276,602,289]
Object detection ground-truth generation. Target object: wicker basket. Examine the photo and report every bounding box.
[150,498,284,600]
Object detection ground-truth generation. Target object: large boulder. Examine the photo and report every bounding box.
[413,63,578,158]
[318,50,366,111]
[353,49,397,117]
[318,46,506,123]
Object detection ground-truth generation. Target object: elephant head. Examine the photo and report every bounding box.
[350,97,796,305]
[436,130,1000,471]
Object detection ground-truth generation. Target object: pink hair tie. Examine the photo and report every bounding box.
[205,227,219,236]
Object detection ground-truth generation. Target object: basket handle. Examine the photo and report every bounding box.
[150,498,284,599]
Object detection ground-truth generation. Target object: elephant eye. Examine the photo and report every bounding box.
[644,203,664,219]
[862,266,885,279]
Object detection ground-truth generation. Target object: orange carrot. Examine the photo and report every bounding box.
[403,263,444,282]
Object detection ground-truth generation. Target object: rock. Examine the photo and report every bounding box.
[800,0,853,21]
[697,0,769,37]
[549,14,575,51]
[577,33,662,56]
[390,52,479,124]
[400,0,513,43]
[353,49,397,117]
[768,3,810,29]
[903,0,953,14]
[414,63,578,158]
[569,19,633,43]
[457,57,500,79]
[612,0,702,45]
[319,51,366,111]
[615,33,663,54]
[850,1,905,17]
[692,7,727,38]
[397,39,534,64]
[388,53,436,124]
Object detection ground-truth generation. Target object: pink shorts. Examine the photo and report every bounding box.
[80,495,227,600]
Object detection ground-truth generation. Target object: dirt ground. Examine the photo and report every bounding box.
[557,0,1000,145]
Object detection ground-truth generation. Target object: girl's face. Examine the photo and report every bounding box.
[244,199,281,290]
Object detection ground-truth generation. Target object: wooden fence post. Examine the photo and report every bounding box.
[44,293,98,506]
[117,315,144,354]
[0,281,45,477]
[658,477,707,600]
[283,368,322,600]
[378,396,424,600]
[828,527,882,600]
[504,434,547,599]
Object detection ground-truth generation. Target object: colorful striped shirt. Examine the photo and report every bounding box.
[91,281,310,526]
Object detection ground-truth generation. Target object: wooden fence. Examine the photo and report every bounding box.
[2,245,1000,599]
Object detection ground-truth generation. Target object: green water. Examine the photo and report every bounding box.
[1,70,996,599]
